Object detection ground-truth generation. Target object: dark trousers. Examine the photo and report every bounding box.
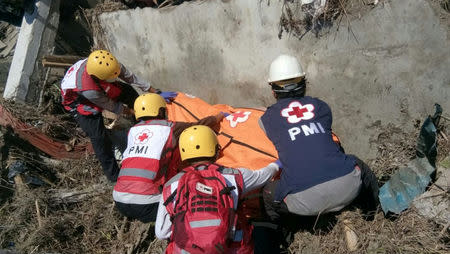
[257,157,379,252]
[115,201,158,223]
[351,156,380,216]
[252,223,282,254]
[73,82,139,182]
[74,113,120,181]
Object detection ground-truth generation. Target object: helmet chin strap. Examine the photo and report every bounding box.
[270,82,304,93]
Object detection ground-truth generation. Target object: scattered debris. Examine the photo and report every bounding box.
[82,1,129,49]
[7,160,46,187]
[442,0,450,12]
[0,1,449,254]
[0,40,6,50]
[342,218,359,251]
[368,122,418,182]
[412,157,449,227]
[278,0,347,39]
[379,104,442,215]
[122,0,194,9]
[41,55,83,68]
[0,22,18,58]
[379,157,436,214]
[0,100,93,159]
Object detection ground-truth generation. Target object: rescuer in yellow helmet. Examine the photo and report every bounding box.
[60,50,177,182]
[155,125,281,254]
[113,93,225,223]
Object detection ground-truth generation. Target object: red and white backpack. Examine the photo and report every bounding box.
[163,163,244,254]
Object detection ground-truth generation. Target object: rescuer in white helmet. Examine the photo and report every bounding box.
[258,54,379,249]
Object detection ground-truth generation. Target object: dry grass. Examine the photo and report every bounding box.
[367,122,419,183]
[1,96,86,142]
[279,0,350,39]
[289,209,449,254]
[0,119,448,253]
[82,0,129,50]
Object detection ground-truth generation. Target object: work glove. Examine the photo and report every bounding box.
[274,160,282,169]
[159,91,178,102]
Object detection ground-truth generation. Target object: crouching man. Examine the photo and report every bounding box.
[113,94,224,223]
[259,55,379,241]
[155,125,280,254]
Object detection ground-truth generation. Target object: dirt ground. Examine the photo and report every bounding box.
[0,97,448,254]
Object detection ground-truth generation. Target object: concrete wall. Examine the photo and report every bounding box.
[99,0,450,160]
[3,0,60,103]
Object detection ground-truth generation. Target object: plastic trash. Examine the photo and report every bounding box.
[7,160,46,187]
[416,103,442,167]
[379,104,442,215]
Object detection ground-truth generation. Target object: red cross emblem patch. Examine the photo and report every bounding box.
[226,111,251,128]
[281,101,315,123]
[135,129,153,144]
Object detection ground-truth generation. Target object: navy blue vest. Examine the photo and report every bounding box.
[260,96,356,201]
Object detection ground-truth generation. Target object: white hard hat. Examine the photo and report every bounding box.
[268,54,306,83]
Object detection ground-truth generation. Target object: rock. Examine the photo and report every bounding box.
[343,219,359,252]
[437,156,450,176]
[412,165,449,226]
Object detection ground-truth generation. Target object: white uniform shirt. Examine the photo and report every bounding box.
[61,59,151,114]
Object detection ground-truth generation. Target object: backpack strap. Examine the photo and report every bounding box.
[163,190,177,207]
[219,186,236,195]
[162,172,185,207]
[217,165,244,197]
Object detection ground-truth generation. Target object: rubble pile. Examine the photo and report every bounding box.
[279,0,351,39]
[0,105,448,253]
[0,98,85,142]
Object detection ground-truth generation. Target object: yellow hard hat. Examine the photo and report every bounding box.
[86,50,121,80]
[179,125,218,161]
[134,93,166,119]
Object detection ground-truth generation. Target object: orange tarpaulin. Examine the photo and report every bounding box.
[166,93,278,170]
[167,93,279,219]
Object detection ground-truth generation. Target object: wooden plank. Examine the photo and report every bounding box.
[41,59,73,68]
[42,54,83,64]
[0,30,18,57]
[0,40,6,50]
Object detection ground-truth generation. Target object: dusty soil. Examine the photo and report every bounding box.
[0,99,448,254]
